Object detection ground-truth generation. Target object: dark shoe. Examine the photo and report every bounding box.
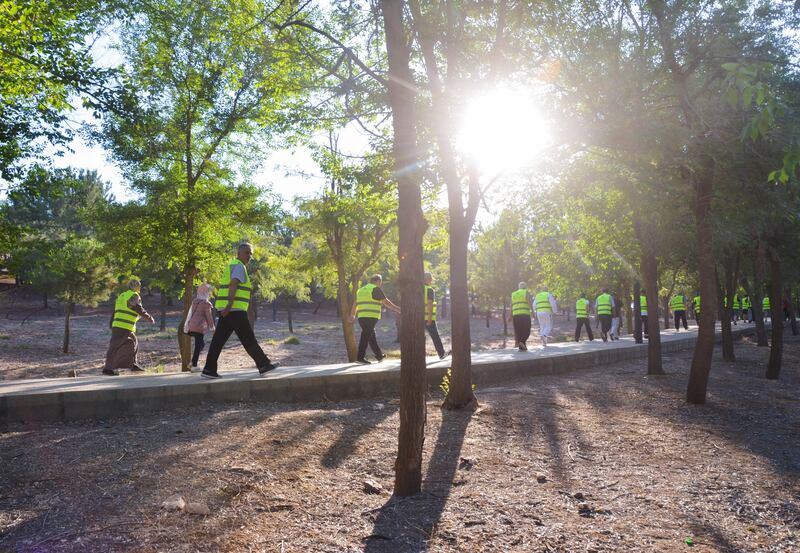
[130,364,145,372]
[201,370,221,379]
[439,350,451,360]
[375,354,386,362]
[356,358,371,364]
[258,363,280,375]
[102,368,119,376]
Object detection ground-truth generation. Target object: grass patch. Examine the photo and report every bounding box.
[283,336,300,345]
[383,349,401,358]
[0,333,9,340]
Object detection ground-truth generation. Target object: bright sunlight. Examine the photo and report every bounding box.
[456,86,551,176]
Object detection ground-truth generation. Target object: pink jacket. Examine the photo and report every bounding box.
[185,298,215,334]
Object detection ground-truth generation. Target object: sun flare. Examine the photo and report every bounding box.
[456,87,551,176]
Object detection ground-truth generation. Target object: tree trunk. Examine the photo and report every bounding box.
[485,307,491,328]
[272,300,278,321]
[752,248,768,346]
[337,280,357,362]
[62,301,73,353]
[686,169,717,404]
[160,289,167,332]
[766,253,783,379]
[623,280,632,335]
[633,281,642,344]
[641,248,664,375]
[502,299,508,337]
[287,301,294,334]
[787,287,798,336]
[44,292,48,309]
[313,299,324,315]
[177,266,195,371]
[662,295,670,329]
[383,0,428,497]
[721,259,735,362]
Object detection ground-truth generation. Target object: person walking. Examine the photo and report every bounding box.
[201,243,279,379]
[692,292,701,325]
[183,284,216,369]
[742,295,752,323]
[508,282,532,351]
[534,286,558,347]
[350,274,401,364]
[595,289,614,342]
[609,291,622,340]
[640,289,649,339]
[103,279,155,375]
[671,291,688,331]
[762,294,771,323]
[732,293,741,325]
[424,272,448,359]
[574,292,594,342]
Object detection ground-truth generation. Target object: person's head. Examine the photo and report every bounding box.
[128,279,141,293]
[370,274,382,286]
[581,291,587,299]
[601,288,608,294]
[641,288,647,294]
[197,284,213,300]
[424,271,433,285]
[541,285,548,292]
[518,281,527,290]
[237,242,254,264]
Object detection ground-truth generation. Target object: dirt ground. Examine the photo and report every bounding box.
[1,333,797,552]
[0,290,587,380]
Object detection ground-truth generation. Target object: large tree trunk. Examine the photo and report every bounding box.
[383,0,428,497]
[177,266,195,371]
[687,169,717,404]
[160,289,167,332]
[62,301,73,353]
[642,248,664,375]
[752,248,768,346]
[337,278,357,361]
[766,253,783,379]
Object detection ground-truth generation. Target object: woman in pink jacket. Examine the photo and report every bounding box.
[184,284,216,368]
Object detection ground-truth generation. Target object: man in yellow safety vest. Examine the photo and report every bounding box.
[424,272,448,359]
[103,279,155,375]
[671,291,688,331]
[201,243,279,379]
[507,282,532,351]
[535,286,558,347]
[349,274,401,364]
[574,292,593,342]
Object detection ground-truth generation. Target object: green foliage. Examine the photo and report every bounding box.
[283,336,300,345]
[48,236,114,308]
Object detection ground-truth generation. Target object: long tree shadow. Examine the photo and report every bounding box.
[321,405,395,469]
[363,408,473,553]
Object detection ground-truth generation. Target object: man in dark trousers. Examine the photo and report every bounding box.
[424,272,448,359]
[671,291,689,331]
[201,243,279,379]
[350,274,401,364]
[574,291,594,342]
[640,288,649,339]
[595,288,614,342]
[508,282,532,351]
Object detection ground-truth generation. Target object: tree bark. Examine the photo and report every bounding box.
[766,253,783,379]
[687,167,717,404]
[787,287,798,336]
[720,257,735,362]
[485,307,491,328]
[633,281,642,344]
[287,301,294,334]
[502,299,508,337]
[177,266,195,371]
[337,279,357,361]
[44,292,48,309]
[383,0,428,497]
[62,301,73,354]
[160,289,167,332]
[752,247,768,346]
[623,280,632,335]
[642,247,664,375]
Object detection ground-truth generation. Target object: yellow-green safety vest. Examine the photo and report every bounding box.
[576,298,589,318]
[356,283,382,319]
[424,285,437,322]
[640,295,648,314]
[670,295,685,311]
[763,297,770,310]
[112,290,140,332]
[596,293,612,315]
[733,295,741,309]
[743,296,751,309]
[693,296,701,313]
[534,291,552,313]
[215,259,251,311]
[511,289,531,316]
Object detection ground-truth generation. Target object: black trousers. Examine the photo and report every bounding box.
[574,317,593,341]
[357,317,383,360]
[426,322,445,357]
[512,314,531,344]
[641,315,649,337]
[189,331,205,366]
[598,314,612,339]
[674,310,688,330]
[203,311,270,372]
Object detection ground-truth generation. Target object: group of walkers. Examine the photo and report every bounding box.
[103,242,784,376]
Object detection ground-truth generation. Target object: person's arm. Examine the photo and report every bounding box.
[549,293,558,313]
[382,297,401,314]
[204,301,215,332]
[129,294,155,324]
[183,303,194,333]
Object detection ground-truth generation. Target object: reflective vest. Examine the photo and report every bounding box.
[511,289,531,316]
[424,285,437,322]
[112,290,141,332]
[356,283,382,319]
[215,259,251,311]
[596,293,612,315]
[670,295,685,311]
[743,296,751,309]
[535,291,552,313]
[640,295,648,314]
[576,298,589,318]
[693,296,701,313]
[763,297,770,310]
[733,295,741,309]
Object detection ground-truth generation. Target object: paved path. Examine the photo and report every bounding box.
[0,324,756,423]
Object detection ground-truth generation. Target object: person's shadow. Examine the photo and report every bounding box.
[364,409,472,553]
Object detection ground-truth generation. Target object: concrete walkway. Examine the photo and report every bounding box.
[0,323,757,423]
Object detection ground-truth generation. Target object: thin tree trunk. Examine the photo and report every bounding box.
[623,280,632,335]
[177,267,195,371]
[44,292,48,309]
[633,281,642,344]
[287,301,294,334]
[753,247,768,346]
[502,299,508,337]
[642,248,664,375]
[160,289,167,332]
[62,301,73,354]
[687,168,717,404]
[383,0,428,497]
[766,253,783,379]
[272,300,278,321]
[485,307,491,328]
[719,265,734,362]
[787,287,798,336]
[313,299,324,315]
[662,295,670,329]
